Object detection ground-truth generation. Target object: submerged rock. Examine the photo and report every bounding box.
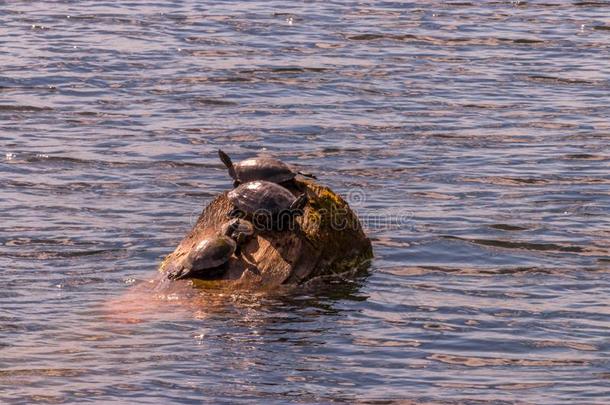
[159,179,373,288]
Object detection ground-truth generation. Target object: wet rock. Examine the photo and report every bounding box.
[160,179,373,288]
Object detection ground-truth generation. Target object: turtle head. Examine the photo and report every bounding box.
[166,258,193,280]
[218,149,238,182]
[221,219,240,237]
[166,240,208,280]
[166,237,233,281]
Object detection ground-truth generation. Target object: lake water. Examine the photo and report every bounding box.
[1,1,609,403]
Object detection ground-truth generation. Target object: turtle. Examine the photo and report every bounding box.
[227,180,307,230]
[166,236,235,280]
[218,149,316,186]
[167,220,243,280]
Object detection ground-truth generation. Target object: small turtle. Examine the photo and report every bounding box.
[218,149,316,186]
[166,236,235,280]
[167,221,242,280]
[227,180,307,229]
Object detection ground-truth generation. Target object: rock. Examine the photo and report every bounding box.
[159,179,373,288]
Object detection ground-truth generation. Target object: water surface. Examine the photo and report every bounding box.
[1,1,609,403]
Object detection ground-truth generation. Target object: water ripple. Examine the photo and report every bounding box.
[1,1,609,404]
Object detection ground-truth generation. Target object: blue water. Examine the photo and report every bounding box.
[1,1,609,403]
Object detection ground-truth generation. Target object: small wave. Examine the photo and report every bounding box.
[0,105,53,112]
[0,248,126,260]
[2,237,96,247]
[489,224,529,231]
[345,33,547,47]
[563,153,606,161]
[461,176,610,186]
[271,67,329,74]
[380,265,561,276]
[2,153,221,170]
[428,353,588,367]
[532,339,597,351]
[574,1,610,7]
[443,235,585,253]
[524,75,600,86]
[0,368,84,379]
[461,176,549,186]
[190,97,238,106]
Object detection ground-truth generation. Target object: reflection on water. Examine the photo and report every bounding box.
[1,1,609,403]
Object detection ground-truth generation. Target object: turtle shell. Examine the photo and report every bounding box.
[184,235,236,271]
[235,157,296,184]
[227,181,296,216]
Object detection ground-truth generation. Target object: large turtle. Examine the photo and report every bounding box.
[227,180,307,230]
[218,149,315,186]
[167,220,247,280]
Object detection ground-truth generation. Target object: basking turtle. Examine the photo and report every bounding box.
[227,180,307,229]
[167,221,242,280]
[166,236,235,280]
[218,149,316,186]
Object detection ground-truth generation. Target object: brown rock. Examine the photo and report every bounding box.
[159,179,373,288]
